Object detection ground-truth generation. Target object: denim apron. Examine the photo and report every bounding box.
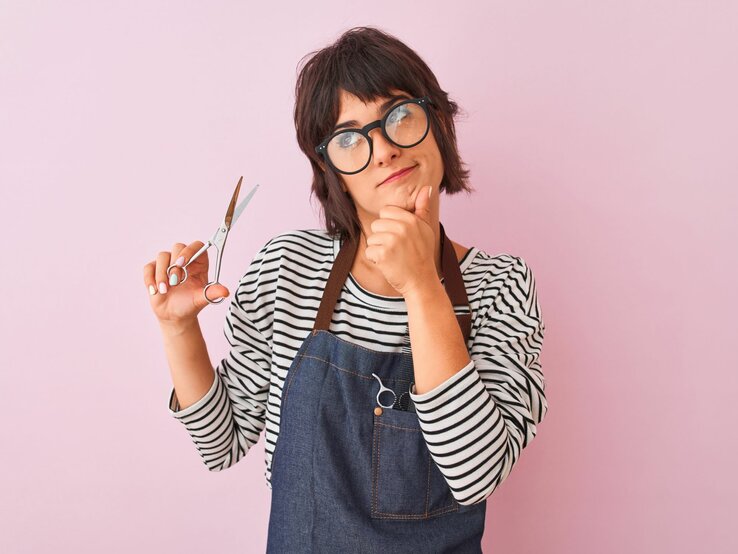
[266,222,487,553]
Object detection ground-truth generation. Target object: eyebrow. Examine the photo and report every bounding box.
[332,93,412,133]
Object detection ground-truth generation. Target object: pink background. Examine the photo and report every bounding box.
[1,1,736,552]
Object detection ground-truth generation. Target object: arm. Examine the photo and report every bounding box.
[404,275,471,395]
[407,256,548,505]
[160,318,216,411]
[166,240,276,472]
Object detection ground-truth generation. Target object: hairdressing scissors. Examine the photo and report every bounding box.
[166,176,260,305]
[371,373,416,411]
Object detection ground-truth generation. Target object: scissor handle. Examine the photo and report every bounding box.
[395,380,416,411]
[199,226,229,304]
[371,373,397,409]
[165,239,226,304]
[203,281,225,304]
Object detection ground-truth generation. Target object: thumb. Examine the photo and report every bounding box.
[413,185,432,223]
[194,284,230,309]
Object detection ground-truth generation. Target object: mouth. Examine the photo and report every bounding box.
[378,164,417,186]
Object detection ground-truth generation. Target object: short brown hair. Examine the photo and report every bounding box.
[293,26,475,244]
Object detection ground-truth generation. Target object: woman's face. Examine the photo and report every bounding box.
[331,88,444,222]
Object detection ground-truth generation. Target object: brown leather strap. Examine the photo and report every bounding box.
[313,222,471,345]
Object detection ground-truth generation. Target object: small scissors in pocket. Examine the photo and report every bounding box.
[166,176,260,305]
[371,373,416,411]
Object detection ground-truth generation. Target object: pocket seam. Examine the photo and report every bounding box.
[371,412,459,520]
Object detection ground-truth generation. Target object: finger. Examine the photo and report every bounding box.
[370,218,404,235]
[194,283,230,309]
[366,231,394,247]
[155,251,172,294]
[171,240,206,276]
[143,261,157,296]
[167,242,188,284]
[378,205,414,221]
[364,244,381,265]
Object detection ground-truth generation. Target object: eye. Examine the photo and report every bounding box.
[387,105,410,124]
[337,132,361,149]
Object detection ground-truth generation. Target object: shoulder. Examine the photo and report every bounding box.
[234,228,337,310]
[468,249,541,317]
[467,248,522,280]
[267,228,337,252]
[253,228,337,268]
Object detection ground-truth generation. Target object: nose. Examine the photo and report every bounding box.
[368,127,400,167]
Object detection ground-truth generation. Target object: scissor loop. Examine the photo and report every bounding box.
[203,282,225,304]
[371,373,397,409]
[167,262,189,284]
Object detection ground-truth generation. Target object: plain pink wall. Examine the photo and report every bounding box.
[1,1,736,552]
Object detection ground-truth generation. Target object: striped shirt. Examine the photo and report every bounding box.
[168,228,547,506]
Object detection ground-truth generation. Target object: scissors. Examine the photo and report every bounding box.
[166,176,260,305]
[371,373,416,411]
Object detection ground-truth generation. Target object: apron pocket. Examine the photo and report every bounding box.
[370,407,459,520]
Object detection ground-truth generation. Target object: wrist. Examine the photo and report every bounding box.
[402,274,445,305]
[158,317,200,336]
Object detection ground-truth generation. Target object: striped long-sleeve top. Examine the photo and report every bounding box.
[168,229,547,506]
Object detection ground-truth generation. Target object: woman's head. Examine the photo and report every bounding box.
[294,26,474,243]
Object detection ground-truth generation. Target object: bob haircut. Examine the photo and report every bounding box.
[293,26,475,245]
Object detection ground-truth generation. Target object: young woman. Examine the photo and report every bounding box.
[146,26,548,553]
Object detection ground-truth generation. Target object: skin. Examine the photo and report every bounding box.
[319,88,473,395]
[323,88,469,297]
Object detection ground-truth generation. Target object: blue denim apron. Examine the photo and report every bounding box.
[266,222,487,553]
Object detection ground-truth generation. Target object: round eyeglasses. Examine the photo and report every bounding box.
[315,96,434,175]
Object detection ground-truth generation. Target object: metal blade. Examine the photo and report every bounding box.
[223,176,244,229]
[230,183,260,227]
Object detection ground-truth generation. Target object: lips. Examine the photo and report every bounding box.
[380,165,417,185]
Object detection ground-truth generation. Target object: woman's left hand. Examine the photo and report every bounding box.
[364,185,438,297]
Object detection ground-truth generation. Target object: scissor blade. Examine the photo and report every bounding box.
[223,176,244,229]
[230,183,260,227]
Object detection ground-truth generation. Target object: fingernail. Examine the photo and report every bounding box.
[149,284,157,296]
[175,256,185,267]
[159,282,167,294]
[428,186,432,199]
[169,272,179,286]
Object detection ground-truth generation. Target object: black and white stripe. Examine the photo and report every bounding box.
[168,229,547,506]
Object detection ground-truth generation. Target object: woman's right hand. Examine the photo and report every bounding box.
[144,241,230,325]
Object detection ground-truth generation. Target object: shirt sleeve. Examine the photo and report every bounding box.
[409,256,548,505]
[167,238,276,472]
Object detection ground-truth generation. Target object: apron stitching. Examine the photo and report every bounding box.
[297,353,415,385]
[371,415,379,515]
[376,421,421,432]
[371,504,459,520]
[425,449,432,516]
[312,329,418,358]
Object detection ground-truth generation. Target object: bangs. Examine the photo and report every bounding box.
[305,33,429,146]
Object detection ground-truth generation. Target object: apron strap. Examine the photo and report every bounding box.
[314,222,472,346]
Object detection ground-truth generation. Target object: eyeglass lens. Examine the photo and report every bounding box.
[326,102,428,174]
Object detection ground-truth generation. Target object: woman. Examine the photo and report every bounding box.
[145,26,548,553]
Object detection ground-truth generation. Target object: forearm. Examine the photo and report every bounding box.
[159,318,215,410]
[404,279,471,395]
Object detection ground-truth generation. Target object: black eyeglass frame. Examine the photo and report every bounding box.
[314,96,435,175]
